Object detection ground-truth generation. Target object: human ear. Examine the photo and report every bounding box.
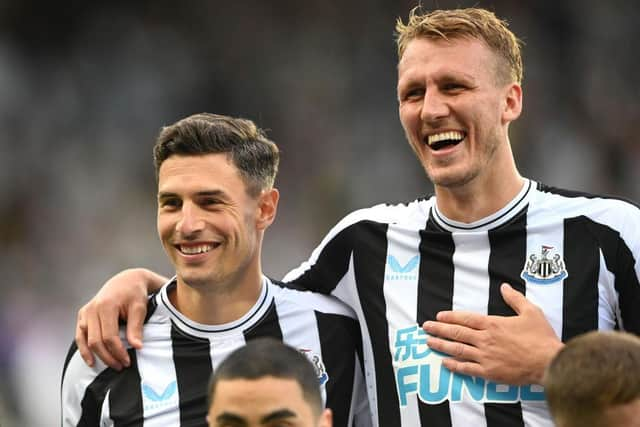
[502,82,522,123]
[255,188,279,230]
[318,408,333,427]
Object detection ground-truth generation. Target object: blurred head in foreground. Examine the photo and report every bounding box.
[207,338,332,427]
[543,330,640,427]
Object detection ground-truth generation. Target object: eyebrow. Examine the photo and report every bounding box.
[215,412,247,426]
[214,409,297,426]
[261,409,298,423]
[157,190,228,200]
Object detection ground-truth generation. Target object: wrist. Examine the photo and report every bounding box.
[533,339,564,385]
[134,268,167,294]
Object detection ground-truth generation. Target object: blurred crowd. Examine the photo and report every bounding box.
[1,1,638,425]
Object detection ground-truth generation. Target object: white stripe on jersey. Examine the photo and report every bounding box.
[450,231,491,427]
[101,390,112,426]
[61,351,109,425]
[336,253,380,427]
[598,250,620,330]
[136,320,180,426]
[385,223,421,427]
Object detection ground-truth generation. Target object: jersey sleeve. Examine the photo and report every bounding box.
[613,201,640,333]
[61,341,110,426]
[282,212,361,295]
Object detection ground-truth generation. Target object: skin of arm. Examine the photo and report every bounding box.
[75,268,167,370]
[422,283,565,385]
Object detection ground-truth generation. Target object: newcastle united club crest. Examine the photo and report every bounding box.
[521,245,568,285]
[299,349,329,386]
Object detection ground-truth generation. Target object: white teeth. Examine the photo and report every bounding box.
[180,244,214,255]
[427,131,465,146]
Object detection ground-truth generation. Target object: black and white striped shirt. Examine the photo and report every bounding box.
[61,276,370,427]
[283,179,640,427]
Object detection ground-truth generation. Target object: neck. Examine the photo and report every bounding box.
[169,262,264,325]
[434,142,523,223]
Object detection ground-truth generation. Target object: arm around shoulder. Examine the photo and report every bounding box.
[75,268,168,370]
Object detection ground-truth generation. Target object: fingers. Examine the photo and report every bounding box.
[75,308,94,367]
[431,310,488,330]
[425,335,482,361]
[126,302,147,350]
[87,303,123,371]
[423,320,482,346]
[500,283,528,315]
[100,306,131,369]
[441,358,485,378]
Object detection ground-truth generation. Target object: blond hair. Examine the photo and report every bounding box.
[395,7,523,84]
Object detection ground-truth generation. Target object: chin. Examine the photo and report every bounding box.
[177,273,214,289]
[427,167,479,189]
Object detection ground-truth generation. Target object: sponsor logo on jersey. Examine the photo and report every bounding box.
[392,324,545,404]
[141,380,178,412]
[521,245,568,285]
[385,254,419,281]
[299,349,329,386]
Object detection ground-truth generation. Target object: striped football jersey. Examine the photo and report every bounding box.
[61,276,370,427]
[283,178,640,427]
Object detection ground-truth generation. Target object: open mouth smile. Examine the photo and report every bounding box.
[425,130,466,151]
[176,243,220,255]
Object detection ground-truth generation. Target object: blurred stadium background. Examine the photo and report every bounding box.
[1,0,638,425]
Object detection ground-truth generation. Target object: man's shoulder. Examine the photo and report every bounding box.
[351,196,434,220]
[328,196,435,235]
[268,279,356,319]
[534,182,640,215]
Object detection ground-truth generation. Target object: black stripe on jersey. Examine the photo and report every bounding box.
[243,300,284,341]
[416,215,455,425]
[144,292,159,323]
[171,322,212,426]
[351,221,402,427]
[486,208,527,426]
[316,312,359,427]
[109,349,143,426]
[488,206,528,314]
[62,342,78,392]
[562,217,600,340]
[286,226,355,294]
[585,219,640,333]
[75,367,120,426]
[419,214,456,321]
[537,183,640,209]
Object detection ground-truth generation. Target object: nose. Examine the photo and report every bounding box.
[420,89,449,124]
[176,202,205,236]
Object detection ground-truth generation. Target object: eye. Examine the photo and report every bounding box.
[200,197,221,207]
[442,82,466,92]
[159,198,181,210]
[401,87,425,101]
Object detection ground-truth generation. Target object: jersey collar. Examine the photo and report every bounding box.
[156,275,273,338]
[431,179,535,232]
